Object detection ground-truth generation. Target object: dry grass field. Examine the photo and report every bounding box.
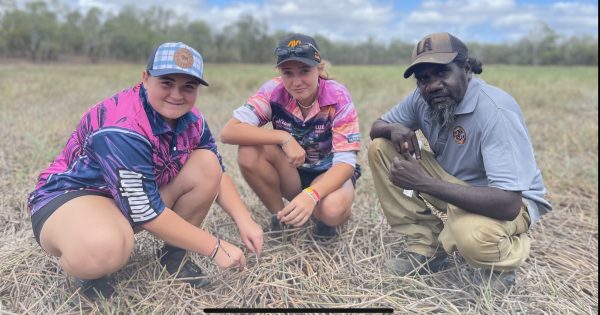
[0,63,597,314]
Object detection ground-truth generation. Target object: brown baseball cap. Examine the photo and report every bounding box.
[403,32,468,78]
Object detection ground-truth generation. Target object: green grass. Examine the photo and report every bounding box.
[0,63,597,314]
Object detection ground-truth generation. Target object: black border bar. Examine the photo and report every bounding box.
[204,308,394,313]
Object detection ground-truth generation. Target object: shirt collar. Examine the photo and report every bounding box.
[453,77,482,115]
[140,84,199,135]
[315,78,337,107]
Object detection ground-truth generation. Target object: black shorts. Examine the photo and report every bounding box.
[30,190,108,245]
[297,164,360,189]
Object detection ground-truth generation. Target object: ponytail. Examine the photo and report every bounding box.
[467,57,483,74]
[454,55,483,74]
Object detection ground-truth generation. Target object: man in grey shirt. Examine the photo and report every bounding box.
[368,32,551,291]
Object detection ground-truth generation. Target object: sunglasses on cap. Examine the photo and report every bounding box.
[275,43,321,60]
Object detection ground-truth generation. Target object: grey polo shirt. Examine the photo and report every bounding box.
[380,77,552,224]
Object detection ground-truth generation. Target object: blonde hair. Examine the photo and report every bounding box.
[318,60,332,80]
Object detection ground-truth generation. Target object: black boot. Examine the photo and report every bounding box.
[473,268,517,293]
[313,219,337,241]
[385,252,450,276]
[270,214,283,232]
[75,275,115,300]
[157,245,210,288]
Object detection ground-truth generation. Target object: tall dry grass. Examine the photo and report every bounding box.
[0,63,597,314]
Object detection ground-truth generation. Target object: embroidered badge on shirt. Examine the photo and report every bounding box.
[452,126,466,144]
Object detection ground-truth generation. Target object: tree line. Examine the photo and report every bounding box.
[0,1,597,65]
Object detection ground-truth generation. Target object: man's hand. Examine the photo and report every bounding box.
[389,124,422,160]
[389,143,430,190]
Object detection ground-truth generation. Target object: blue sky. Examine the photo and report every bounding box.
[10,0,599,43]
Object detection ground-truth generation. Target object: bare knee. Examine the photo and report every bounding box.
[177,150,222,195]
[314,209,350,227]
[312,180,355,226]
[189,150,222,183]
[62,230,134,278]
[237,145,262,172]
[314,195,353,227]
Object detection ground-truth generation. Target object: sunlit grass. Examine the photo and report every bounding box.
[0,62,597,313]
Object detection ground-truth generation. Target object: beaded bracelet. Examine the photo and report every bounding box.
[303,186,321,205]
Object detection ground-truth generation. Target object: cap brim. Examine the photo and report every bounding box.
[148,69,209,86]
[276,57,319,67]
[403,52,458,78]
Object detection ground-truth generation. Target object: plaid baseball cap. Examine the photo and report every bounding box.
[403,32,468,78]
[146,42,209,86]
[275,33,322,67]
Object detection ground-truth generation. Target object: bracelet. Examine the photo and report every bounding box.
[209,235,232,260]
[303,186,321,205]
[210,236,220,259]
[280,134,293,147]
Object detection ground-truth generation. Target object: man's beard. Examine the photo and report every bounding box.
[428,97,457,130]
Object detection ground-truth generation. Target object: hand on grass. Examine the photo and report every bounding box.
[277,191,316,227]
[238,219,264,256]
[213,239,246,271]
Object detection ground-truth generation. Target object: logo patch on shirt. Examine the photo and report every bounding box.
[452,126,467,144]
[118,169,157,223]
[347,133,360,143]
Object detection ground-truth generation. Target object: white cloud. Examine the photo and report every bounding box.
[259,0,395,42]
[408,11,445,24]
[202,3,263,30]
[392,0,597,43]
[548,2,598,33]
[10,0,599,43]
[277,2,299,15]
[494,13,538,28]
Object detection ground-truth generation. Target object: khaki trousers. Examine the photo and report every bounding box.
[368,138,531,271]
